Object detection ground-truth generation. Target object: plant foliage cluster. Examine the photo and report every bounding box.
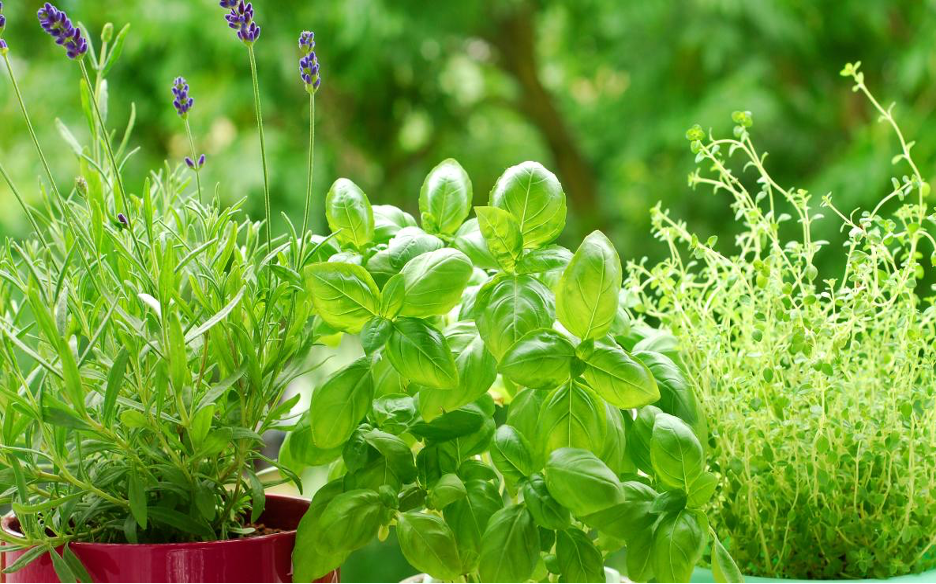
[629,64,936,580]
[287,158,739,583]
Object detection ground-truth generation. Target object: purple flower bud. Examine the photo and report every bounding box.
[223,1,260,45]
[117,213,129,228]
[0,40,7,55]
[185,157,196,169]
[198,154,206,168]
[0,1,6,37]
[171,76,194,117]
[37,3,87,60]
[298,31,321,94]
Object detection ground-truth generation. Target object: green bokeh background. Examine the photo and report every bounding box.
[2,0,935,581]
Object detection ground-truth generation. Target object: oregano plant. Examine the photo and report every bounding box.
[287,160,740,583]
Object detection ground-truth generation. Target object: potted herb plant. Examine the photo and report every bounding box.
[629,63,936,582]
[284,157,742,583]
[0,2,336,582]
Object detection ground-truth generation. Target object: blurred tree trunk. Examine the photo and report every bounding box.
[486,2,602,229]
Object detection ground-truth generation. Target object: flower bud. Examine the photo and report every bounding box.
[101,22,114,43]
[75,176,88,196]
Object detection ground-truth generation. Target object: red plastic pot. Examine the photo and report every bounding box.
[0,494,339,583]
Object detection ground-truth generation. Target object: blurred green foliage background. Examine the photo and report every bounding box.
[2,0,935,580]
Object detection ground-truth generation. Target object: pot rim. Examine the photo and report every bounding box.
[0,493,309,551]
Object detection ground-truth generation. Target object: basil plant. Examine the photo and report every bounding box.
[288,160,739,583]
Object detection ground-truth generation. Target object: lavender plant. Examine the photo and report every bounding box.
[171,76,206,203]
[628,64,936,579]
[0,5,326,581]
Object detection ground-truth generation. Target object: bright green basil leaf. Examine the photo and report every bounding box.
[556,230,622,341]
[444,479,504,573]
[373,353,406,397]
[556,528,605,583]
[600,403,633,475]
[544,448,624,517]
[388,226,444,270]
[499,328,575,390]
[626,405,661,475]
[400,248,473,317]
[294,480,349,581]
[318,489,384,551]
[627,528,655,583]
[306,262,380,334]
[419,159,473,235]
[428,473,467,509]
[687,471,718,508]
[411,402,485,441]
[386,318,459,389]
[373,204,417,244]
[650,413,706,493]
[651,490,688,515]
[491,425,534,495]
[363,429,417,484]
[453,218,499,270]
[650,509,707,583]
[712,533,744,583]
[284,416,343,467]
[489,161,567,249]
[538,382,606,456]
[581,481,658,542]
[632,329,683,368]
[522,473,570,530]
[475,206,523,271]
[418,322,497,419]
[379,273,406,319]
[577,339,660,408]
[506,388,545,446]
[309,356,374,449]
[365,249,396,288]
[635,350,708,446]
[476,275,555,361]
[361,317,392,354]
[371,393,416,434]
[518,245,573,279]
[479,505,540,583]
[325,178,375,248]
[396,512,463,582]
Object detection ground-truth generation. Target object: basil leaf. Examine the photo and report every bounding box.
[373,353,406,397]
[428,322,497,415]
[444,479,504,573]
[363,429,417,484]
[475,206,523,271]
[371,393,416,434]
[309,356,374,449]
[388,226,444,270]
[626,528,655,583]
[538,382,606,456]
[400,248,474,318]
[479,505,540,583]
[428,473,468,510]
[506,387,545,446]
[635,350,708,446]
[284,416,342,467]
[544,448,624,517]
[419,158,473,235]
[522,473,570,530]
[397,512,463,582]
[379,273,406,319]
[626,405,662,475]
[577,339,660,408]
[712,533,743,583]
[518,245,573,277]
[412,402,486,441]
[306,262,380,334]
[490,161,567,249]
[361,317,392,354]
[319,489,384,551]
[600,403,633,475]
[650,413,705,493]
[556,230,622,341]
[373,204,417,243]
[499,328,575,390]
[453,218,499,269]
[386,318,459,389]
[477,275,555,361]
[365,249,396,288]
[556,528,605,583]
[491,425,535,494]
[580,481,658,542]
[325,178,375,248]
[294,481,350,581]
[650,509,707,583]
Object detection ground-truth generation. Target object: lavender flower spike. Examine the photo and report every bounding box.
[224,1,260,45]
[0,1,6,36]
[172,77,194,117]
[298,31,321,94]
[37,3,87,60]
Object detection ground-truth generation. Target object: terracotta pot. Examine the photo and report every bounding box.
[0,494,338,583]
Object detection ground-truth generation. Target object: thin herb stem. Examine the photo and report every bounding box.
[184,117,203,204]
[298,93,315,268]
[246,45,272,249]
